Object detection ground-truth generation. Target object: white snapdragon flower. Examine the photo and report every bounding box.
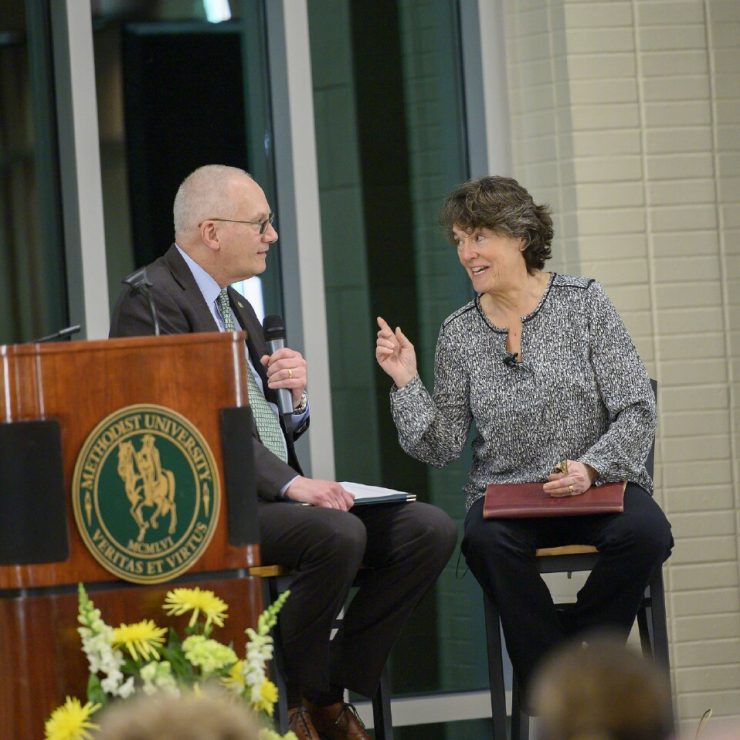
[78,585,127,697]
[242,628,275,698]
[116,676,136,699]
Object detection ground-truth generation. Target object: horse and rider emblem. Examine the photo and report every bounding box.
[72,404,220,584]
[117,435,178,543]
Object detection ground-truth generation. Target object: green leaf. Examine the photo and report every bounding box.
[120,657,139,675]
[86,674,107,707]
[161,645,195,682]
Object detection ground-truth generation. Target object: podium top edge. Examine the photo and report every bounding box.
[0,331,248,355]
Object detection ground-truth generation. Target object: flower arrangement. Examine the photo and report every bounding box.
[44,583,296,740]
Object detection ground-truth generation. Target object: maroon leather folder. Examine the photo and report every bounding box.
[483,481,626,519]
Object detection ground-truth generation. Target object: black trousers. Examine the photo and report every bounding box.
[258,499,457,698]
[462,484,672,694]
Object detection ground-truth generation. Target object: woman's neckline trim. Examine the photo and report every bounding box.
[474,272,556,332]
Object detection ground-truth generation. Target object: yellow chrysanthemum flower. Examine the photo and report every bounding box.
[250,678,279,717]
[112,619,167,661]
[44,696,100,740]
[163,587,228,630]
[222,659,247,694]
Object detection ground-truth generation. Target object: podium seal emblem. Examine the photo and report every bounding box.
[72,404,220,584]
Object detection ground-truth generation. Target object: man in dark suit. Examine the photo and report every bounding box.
[110,165,457,740]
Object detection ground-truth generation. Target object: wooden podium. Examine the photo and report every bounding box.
[0,333,263,738]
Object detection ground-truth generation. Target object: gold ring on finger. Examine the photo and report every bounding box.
[568,484,574,494]
[288,368,293,379]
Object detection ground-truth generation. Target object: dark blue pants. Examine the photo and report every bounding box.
[462,484,672,694]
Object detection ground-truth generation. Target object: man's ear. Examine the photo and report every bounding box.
[200,220,220,251]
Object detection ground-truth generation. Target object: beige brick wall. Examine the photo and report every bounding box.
[504,0,740,728]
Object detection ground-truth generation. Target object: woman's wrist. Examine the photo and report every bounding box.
[584,463,598,485]
[392,370,417,389]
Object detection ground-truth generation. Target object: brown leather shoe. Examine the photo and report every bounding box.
[288,706,321,740]
[305,700,370,740]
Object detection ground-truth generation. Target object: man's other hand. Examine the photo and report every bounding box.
[285,477,355,510]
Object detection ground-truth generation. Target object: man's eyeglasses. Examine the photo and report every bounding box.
[200,213,275,235]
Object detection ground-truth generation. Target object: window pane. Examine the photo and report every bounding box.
[0,1,67,343]
[93,0,282,315]
[309,0,488,703]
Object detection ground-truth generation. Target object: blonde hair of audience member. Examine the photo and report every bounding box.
[530,636,674,740]
[94,688,261,740]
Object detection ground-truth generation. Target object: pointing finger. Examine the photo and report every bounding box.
[376,316,394,335]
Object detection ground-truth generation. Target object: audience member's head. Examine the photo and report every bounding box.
[94,688,261,740]
[530,636,674,740]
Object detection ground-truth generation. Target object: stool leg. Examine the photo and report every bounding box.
[648,568,670,673]
[267,577,289,733]
[484,593,509,739]
[637,570,670,675]
[511,677,530,740]
[636,588,653,659]
[371,664,393,740]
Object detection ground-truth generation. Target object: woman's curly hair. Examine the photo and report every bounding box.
[440,176,554,272]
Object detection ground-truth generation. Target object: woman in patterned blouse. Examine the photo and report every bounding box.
[375,176,672,703]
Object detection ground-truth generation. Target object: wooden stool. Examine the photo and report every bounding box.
[484,545,670,740]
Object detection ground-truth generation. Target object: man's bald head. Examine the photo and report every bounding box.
[172,165,276,286]
[173,165,252,240]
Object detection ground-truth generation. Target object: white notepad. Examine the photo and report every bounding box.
[340,481,416,506]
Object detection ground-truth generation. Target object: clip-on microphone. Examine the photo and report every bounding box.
[503,351,519,368]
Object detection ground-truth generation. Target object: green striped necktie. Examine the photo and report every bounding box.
[217,288,288,462]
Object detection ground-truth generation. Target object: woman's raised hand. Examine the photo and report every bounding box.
[375,316,418,388]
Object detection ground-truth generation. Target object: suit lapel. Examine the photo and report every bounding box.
[162,245,220,332]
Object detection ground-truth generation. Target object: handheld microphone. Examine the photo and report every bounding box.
[31,324,82,343]
[503,351,519,368]
[262,314,294,418]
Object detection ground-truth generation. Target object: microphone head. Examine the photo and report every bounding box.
[263,314,286,342]
[122,267,152,290]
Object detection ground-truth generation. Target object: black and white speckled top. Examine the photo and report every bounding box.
[390,273,656,511]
